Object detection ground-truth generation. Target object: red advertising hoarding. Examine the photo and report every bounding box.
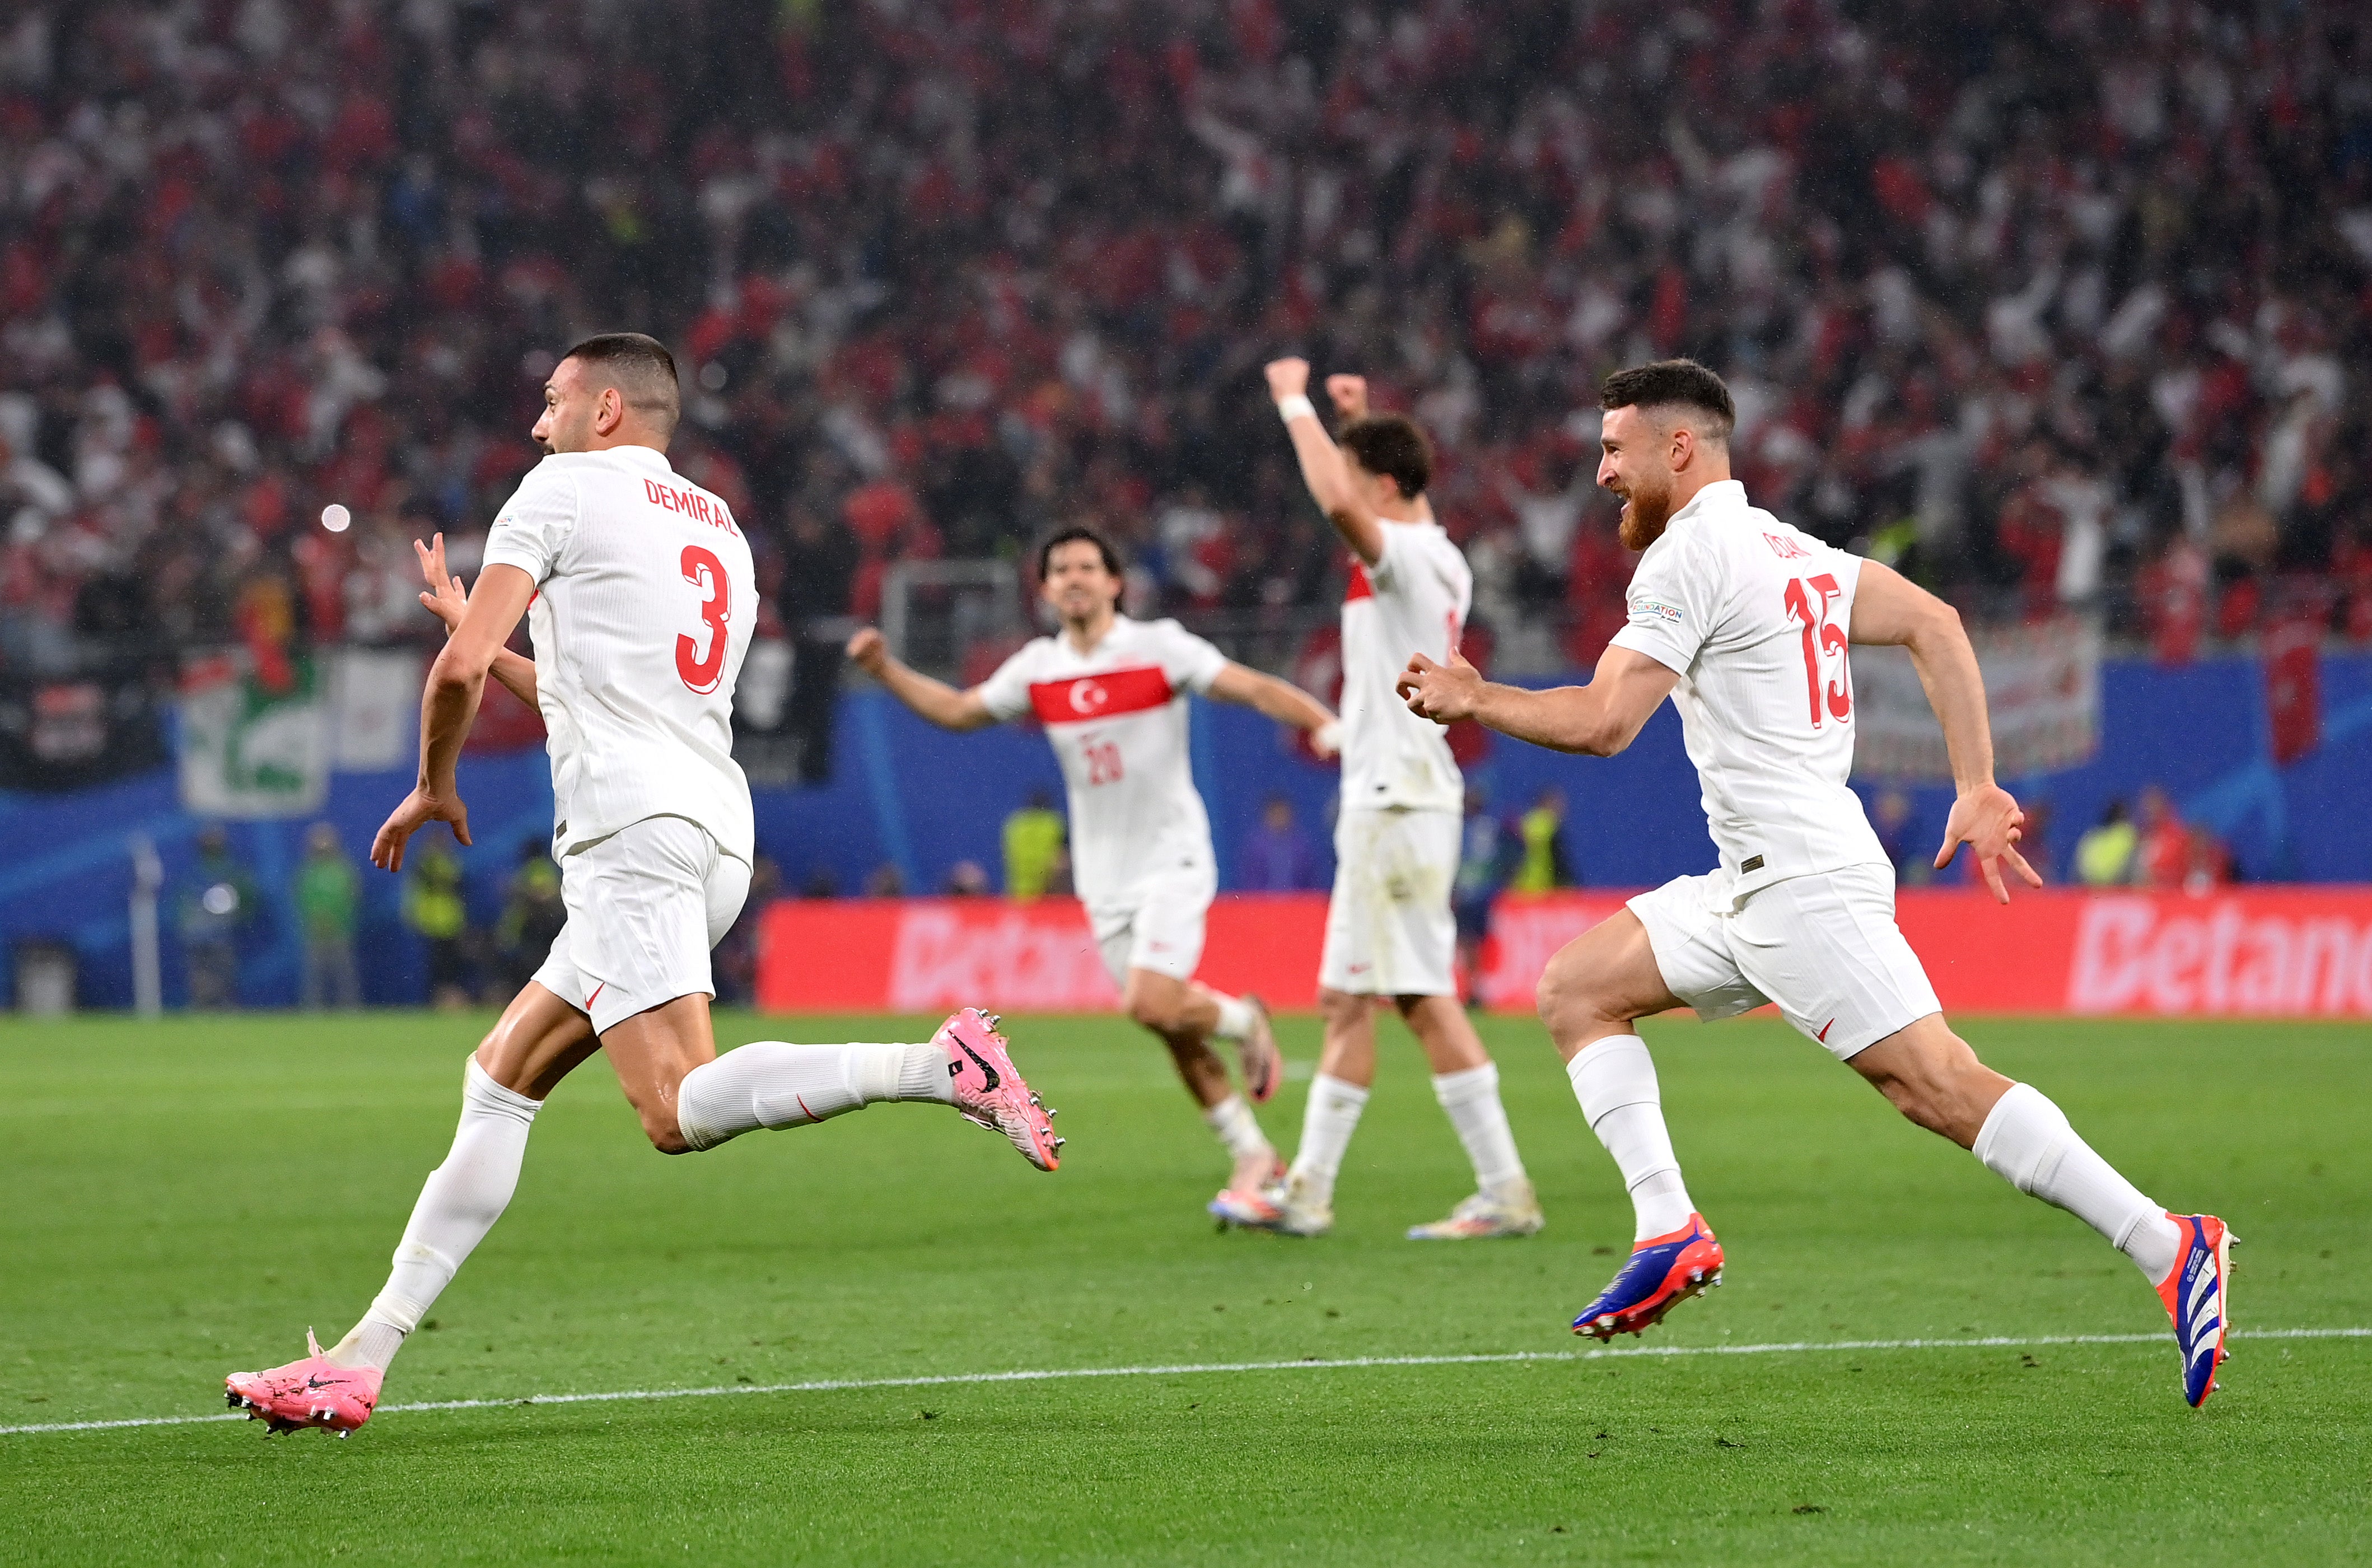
[758,888,2372,1020]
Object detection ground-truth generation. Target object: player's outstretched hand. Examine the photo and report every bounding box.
[372,786,470,873]
[414,533,468,635]
[844,627,888,676]
[1325,374,1368,421]
[1264,357,1310,401]
[1935,782,2044,905]
[1397,650,1484,725]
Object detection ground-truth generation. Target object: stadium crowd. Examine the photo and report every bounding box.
[1,0,2369,712]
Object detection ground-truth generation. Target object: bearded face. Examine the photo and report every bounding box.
[1615,465,1677,550]
[1598,405,1681,550]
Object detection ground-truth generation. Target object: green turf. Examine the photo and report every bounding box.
[0,1010,2364,1565]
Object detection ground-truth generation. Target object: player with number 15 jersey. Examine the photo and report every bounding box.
[1398,358,2227,1410]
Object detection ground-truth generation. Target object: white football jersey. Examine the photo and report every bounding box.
[480,446,756,864]
[1609,479,1888,904]
[1341,519,1470,813]
[976,617,1227,907]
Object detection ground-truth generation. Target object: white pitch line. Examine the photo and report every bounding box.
[5,1326,2364,1439]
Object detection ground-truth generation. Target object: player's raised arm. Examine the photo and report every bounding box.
[1267,356,1385,565]
[844,627,997,731]
[1205,661,1342,757]
[1398,642,1678,758]
[414,532,539,711]
[1848,559,2041,904]
[373,561,537,870]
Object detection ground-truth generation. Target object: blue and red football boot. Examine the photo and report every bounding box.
[2156,1212,2234,1408]
[1573,1213,1723,1340]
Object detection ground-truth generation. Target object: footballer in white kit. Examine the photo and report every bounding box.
[1400,358,2231,1408]
[226,335,1059,1441]
[1244,357,1542,1243]
[849,525,1341,1219]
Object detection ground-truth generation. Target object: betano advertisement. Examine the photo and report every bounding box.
[759,888,2372,1019]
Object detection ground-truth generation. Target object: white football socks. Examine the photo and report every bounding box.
[328,1058,539,1372]
[1567,1035,1696,1241]
[1287,1072,1370,1207]
[1974,1082,2180,1283]
[1202,1093,1271,1162]
[1208,993,1258,1041]
[675,1041,951,1151]
[1432,1063,1526,1193]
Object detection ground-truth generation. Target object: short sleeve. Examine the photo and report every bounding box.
[1151,620,1228,695]
[973,642,1039,722]
[480,460,580,586]
[1367,520,1419,596]
[1608,533,1712,676]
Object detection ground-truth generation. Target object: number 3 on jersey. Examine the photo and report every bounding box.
[1781,573,1851,729]
[676,545,730,694]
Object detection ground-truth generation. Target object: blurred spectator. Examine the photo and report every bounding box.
[403,838,472,1010]
[493,844,566,998]
[1870,788,1923,885]
[2183,827,2234,896]
[1453,787,1510,1006]
[1509,787,1572,894]
[2,0,2366,732]
[176,826,254,1010]
[777,505,859,782]
[713,855,783,1006]
[800,866,842,899]
[1239,795,1319,892]
[2136,787,2193,890]
[1002,789,1067,900]
[864,863,907,898]
[293,822,360,1010]
[2074,801,2139,887]
[944,860,991,897]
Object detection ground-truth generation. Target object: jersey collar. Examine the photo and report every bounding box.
[1666,478,1745,529]
[592,443,674,473]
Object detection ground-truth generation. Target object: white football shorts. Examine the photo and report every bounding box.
[1319,806,1460,997]
[533,814,751,1035]
[1089,858,1216,987]
[1627,861,1940,1060]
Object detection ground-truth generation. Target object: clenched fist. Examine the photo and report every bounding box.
[844,626,888,675]
[1395,650,1486,725]
[1264,357,1310,402]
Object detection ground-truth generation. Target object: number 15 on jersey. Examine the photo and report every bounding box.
[1781,573,1852,730]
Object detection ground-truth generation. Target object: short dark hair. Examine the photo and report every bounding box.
[1339,414,1434,500]
[1036,524,1125,582]
[561,332,681,438]
[1599,358,1735,445]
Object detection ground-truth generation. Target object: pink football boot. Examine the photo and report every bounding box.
[937,1008,1062,1171]
[225,1331,382,1438]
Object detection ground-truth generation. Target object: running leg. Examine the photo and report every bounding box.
[1848,1016,2182,1282]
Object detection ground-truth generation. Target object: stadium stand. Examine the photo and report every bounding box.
[1,1,2368,737]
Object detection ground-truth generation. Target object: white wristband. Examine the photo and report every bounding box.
[1275,394,1315,422]
[1309,720,1342,759]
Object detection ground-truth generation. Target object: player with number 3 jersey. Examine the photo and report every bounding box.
[227,335,1059,1441]
[1397,359,2229,1408]
[848,525,1341,1222]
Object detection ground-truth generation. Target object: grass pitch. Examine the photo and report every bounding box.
[1,1009,2365,1565]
